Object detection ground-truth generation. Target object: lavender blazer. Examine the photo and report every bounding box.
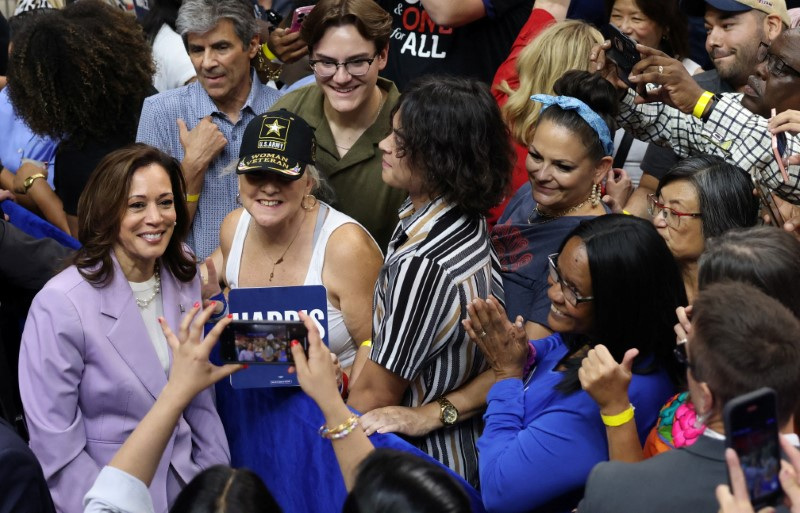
[18,256,230,513]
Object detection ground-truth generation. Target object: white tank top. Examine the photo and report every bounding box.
[226,203,373,368]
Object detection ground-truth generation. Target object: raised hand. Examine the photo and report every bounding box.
[579,344,637,414]
[463,296,528,381]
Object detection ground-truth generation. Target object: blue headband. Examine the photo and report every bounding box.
[530,94,614,156]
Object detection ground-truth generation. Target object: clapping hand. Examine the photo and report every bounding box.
[463,296,528,381]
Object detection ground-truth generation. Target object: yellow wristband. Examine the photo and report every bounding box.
[360,339,372,348]
[692,91,715,119]
[261,43,277,62]
[601,404,635,427]
[186,192,200,203]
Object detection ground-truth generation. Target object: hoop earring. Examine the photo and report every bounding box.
[589,183,600,207]
[302,194,317,211]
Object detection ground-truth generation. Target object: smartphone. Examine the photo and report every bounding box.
[288,5,314,33]
[770,108,790,184]
[604,24,641,89]
[755,178,786,227]
[723,387,784,509]
[220,320,308,364]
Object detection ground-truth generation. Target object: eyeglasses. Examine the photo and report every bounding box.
[309,53,379,77]
[647,194,702,229]
[547,253,594,307]
[756,42,800,78]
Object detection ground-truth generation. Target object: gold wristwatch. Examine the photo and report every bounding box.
[23,173,47,193]
[437,396,459,426]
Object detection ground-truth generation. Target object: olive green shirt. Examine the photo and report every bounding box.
[271,78,406,251]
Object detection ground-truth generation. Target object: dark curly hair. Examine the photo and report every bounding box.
[72,144,196,286]
[7,0,154,147]
[391,75,513,218]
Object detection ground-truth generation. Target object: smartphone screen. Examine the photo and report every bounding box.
[604,24,641,89]
[220,320,308,364]
[723,388,783,509]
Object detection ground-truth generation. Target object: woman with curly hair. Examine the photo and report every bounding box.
[347,75,513,487]
[7,0,155,235]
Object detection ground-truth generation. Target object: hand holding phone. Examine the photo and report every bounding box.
[723,387,784,509]
[220,320,309,364]
[604,24,641,89]
[288,5,314,33]
[770,108,790,184]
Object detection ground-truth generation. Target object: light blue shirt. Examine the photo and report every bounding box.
[136,71,281,259]
[0,88,57,187]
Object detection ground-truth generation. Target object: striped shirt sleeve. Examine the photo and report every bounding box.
[372,255,459,382]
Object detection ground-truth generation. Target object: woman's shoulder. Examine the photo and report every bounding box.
[324,207,383,262]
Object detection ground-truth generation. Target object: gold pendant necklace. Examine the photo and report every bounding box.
[527,198,590,224]
[266,212,306,282]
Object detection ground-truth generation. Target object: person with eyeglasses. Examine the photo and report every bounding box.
[647,155,758,302]
[622,0,788,218]
[268,0,406,251]
[590,21,800,232]
[463,214,685,513]
[578,225,799,472]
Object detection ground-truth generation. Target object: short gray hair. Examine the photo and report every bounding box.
[176,0,258,48]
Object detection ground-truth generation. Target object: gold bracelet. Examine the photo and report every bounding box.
[601,404,635,427]
[361,339,372,348]
[692,91,715,119]
[186,192,200,203]
[319,414,360,440]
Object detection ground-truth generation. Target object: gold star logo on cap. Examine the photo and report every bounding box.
[264,119,285,136]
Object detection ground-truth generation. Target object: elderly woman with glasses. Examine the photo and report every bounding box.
[268,0,406,251]
[646,155,759,302]
[464,214,685,513]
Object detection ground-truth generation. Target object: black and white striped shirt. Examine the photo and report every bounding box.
[371,197,504,487]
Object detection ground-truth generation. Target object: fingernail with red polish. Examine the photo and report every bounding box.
[227,314,233,319]
[193,301,200,308]
[291,340,299,347]
[242,364,248,369]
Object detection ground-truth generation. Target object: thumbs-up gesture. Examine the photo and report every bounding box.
[578,344,638,414]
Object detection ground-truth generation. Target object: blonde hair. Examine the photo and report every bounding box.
[498,20,603,146]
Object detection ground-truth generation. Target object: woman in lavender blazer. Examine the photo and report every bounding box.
[18,145,229,513]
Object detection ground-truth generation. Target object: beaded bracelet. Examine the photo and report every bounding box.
[319,414,360,440]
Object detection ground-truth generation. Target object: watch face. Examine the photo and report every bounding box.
[443,406,458,425]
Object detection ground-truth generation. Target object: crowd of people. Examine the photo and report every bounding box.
[2,0,800,511]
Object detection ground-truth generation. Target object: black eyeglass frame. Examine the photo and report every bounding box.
[308,52,380,78]
[756,42,800,78]
[546,253,594,307]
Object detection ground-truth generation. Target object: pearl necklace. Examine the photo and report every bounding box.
[135,263,161,309]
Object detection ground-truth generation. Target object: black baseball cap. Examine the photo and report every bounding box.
[237,109,316,180]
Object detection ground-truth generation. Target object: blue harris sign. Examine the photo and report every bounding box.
[228,285,329,388]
